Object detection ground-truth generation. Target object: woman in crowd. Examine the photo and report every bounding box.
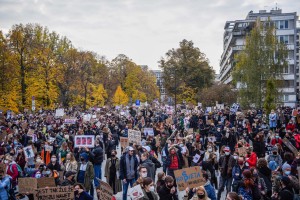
[74,183,93,200]
[104,149,122,194]
[140,177,159,200]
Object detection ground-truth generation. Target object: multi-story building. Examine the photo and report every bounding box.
[219,9,298,107]
[150,69,170,103]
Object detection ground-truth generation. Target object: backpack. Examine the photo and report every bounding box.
[10,163,24,178]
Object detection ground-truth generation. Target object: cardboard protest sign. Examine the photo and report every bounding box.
[120,137,129,148]
[24,145,35,159]
[144,128,154,136]
[128,129,141,145]
[128,184,144,200]
[45,144,53,152]
[97,180,113,200]
[55,108,64,117]
[174,166,206,191]
[283,138,298,156]
[19,178,37,194]
[74,135,95,148]
[238,147,247,156]
[64,118,77,124]
[37,177,56,188]
[0,163,6,173]
[34,186,74,200]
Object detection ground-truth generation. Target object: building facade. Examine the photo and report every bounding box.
[219,9,299,107]
[150,69,171,103]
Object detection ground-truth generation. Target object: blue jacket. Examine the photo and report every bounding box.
[204,182,217,200]
[232,164,249,183]
[0,176,10,200]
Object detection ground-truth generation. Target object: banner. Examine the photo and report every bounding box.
[74,135,95,148]
[97,180,113,200]
[174,166,206,191]
[128,129,141,145]
[143,128,154,136]
[120,137,129,148]
[283,138,298,156]
[34,186,74,200]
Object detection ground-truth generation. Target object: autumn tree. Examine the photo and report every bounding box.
[113,85,128,105]
[232,19,288,108]
[159,39,214,105]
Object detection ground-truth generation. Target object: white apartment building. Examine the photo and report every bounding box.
[219,9,298,107]
[150,69,169,102]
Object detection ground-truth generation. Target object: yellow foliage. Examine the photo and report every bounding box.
[0,89,19,113]
[132,90,147,102]
[113,85,129,106]
[90,84,107,107]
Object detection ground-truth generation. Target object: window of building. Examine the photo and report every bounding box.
[278,35,289,44]
[283,65,289,74]
[284,95,289,102]
[276,20,289,29]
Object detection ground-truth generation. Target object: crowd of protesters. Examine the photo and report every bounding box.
[0,104,300,200]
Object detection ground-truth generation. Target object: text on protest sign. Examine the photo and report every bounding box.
[143,128,154,136]
[19,178,37,194]
[128,184,144,200]
[34,186,74,200]
[97,179,113,200]
[74,135,95,148]
[120,137,129,148]
[174,166,206,191]
[128,129,141,145]
[64,118,77,124]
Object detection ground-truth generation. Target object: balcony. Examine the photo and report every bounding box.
[282,74,295,80]
[279,87,295,93]
[287,44,294,50]
[232,45,245,51]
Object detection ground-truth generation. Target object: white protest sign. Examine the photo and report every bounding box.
[143,128,154,136]
[45,145,53,152]
[128,184,144,200]
[128,129,141,145]
[74,135,95,148]
[64,118,77,124]
[193,154,201,163]
[55,108,64,117]
[24,146,35,159]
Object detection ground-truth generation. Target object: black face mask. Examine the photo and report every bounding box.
[10,153,15,156]
[111,154,116,157]
[80,158,85,162]
[198,194,205,199]
[74,190,79,195]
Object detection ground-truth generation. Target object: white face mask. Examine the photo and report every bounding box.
[51,158,56,162]
[208,148,212,152]
[4,160,8,164]
[35,173,41,178]
[141,172,147,178]
[225,152,230,156]
[234,155,238,160]
[36,159,42,163]
[149,186,155,192]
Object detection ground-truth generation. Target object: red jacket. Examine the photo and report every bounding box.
[7,163,19,185]
[271,138,282,146]
[286,123,295,132]
[246,152,257,168]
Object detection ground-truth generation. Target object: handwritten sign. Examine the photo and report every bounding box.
[37,177,56,188]
[283,138,299,156]
[128,129,141,145]
[19,178,37,194]
[24,145,35,159]
[97,180,113,200]
[55,108,64,117]
[174,166,205,191]
[34,186,74,200]
[120,137,129,148]
[128,184,144,200]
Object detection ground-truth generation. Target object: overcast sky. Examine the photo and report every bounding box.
[0,0,299,73]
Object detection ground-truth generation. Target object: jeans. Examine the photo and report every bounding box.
[217,176,233,200]
[94,164,102,187]
[122,178,136,200]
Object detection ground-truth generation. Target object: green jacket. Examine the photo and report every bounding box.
[75,161,95,191]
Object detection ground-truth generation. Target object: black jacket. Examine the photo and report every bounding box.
[158,184,179,200]
[92,145,103,165]
[119,153,139,180]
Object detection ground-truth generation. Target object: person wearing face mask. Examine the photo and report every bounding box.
[249,168,267,198]
[231,156,248,193]
[61,171,76,186]
[217,146,236,200]
[5,155,18,190]
[269,109,277,131]
[267,146,282,171]
[158,175,178,200]
[281,162,300,193]
[75,152,94,196]
[156,172,166,191]
[165,146,184,181]
[104,150,122,194]
[0,165,11,200]
[140,177,159,200]
[46,155,61,172]
[192,186,210,200]
[61,152,78,173]
[271,133,282,146]
[15,148,26,170]
[133,166,148,187]
[140,152,155,181]
[73,183,93,200]
[91,140,103,188]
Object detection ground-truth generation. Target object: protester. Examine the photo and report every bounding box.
[140,177,159,200]
[74,183,93,200]
[104,149,122,194]
[158,175,179,200]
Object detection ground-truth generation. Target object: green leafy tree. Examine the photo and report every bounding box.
[264,78,276,115]
[233,19,288,108]
[159,39,214,103]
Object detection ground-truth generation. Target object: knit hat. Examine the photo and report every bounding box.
[282,162,291,171]
[80,152,89,161]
